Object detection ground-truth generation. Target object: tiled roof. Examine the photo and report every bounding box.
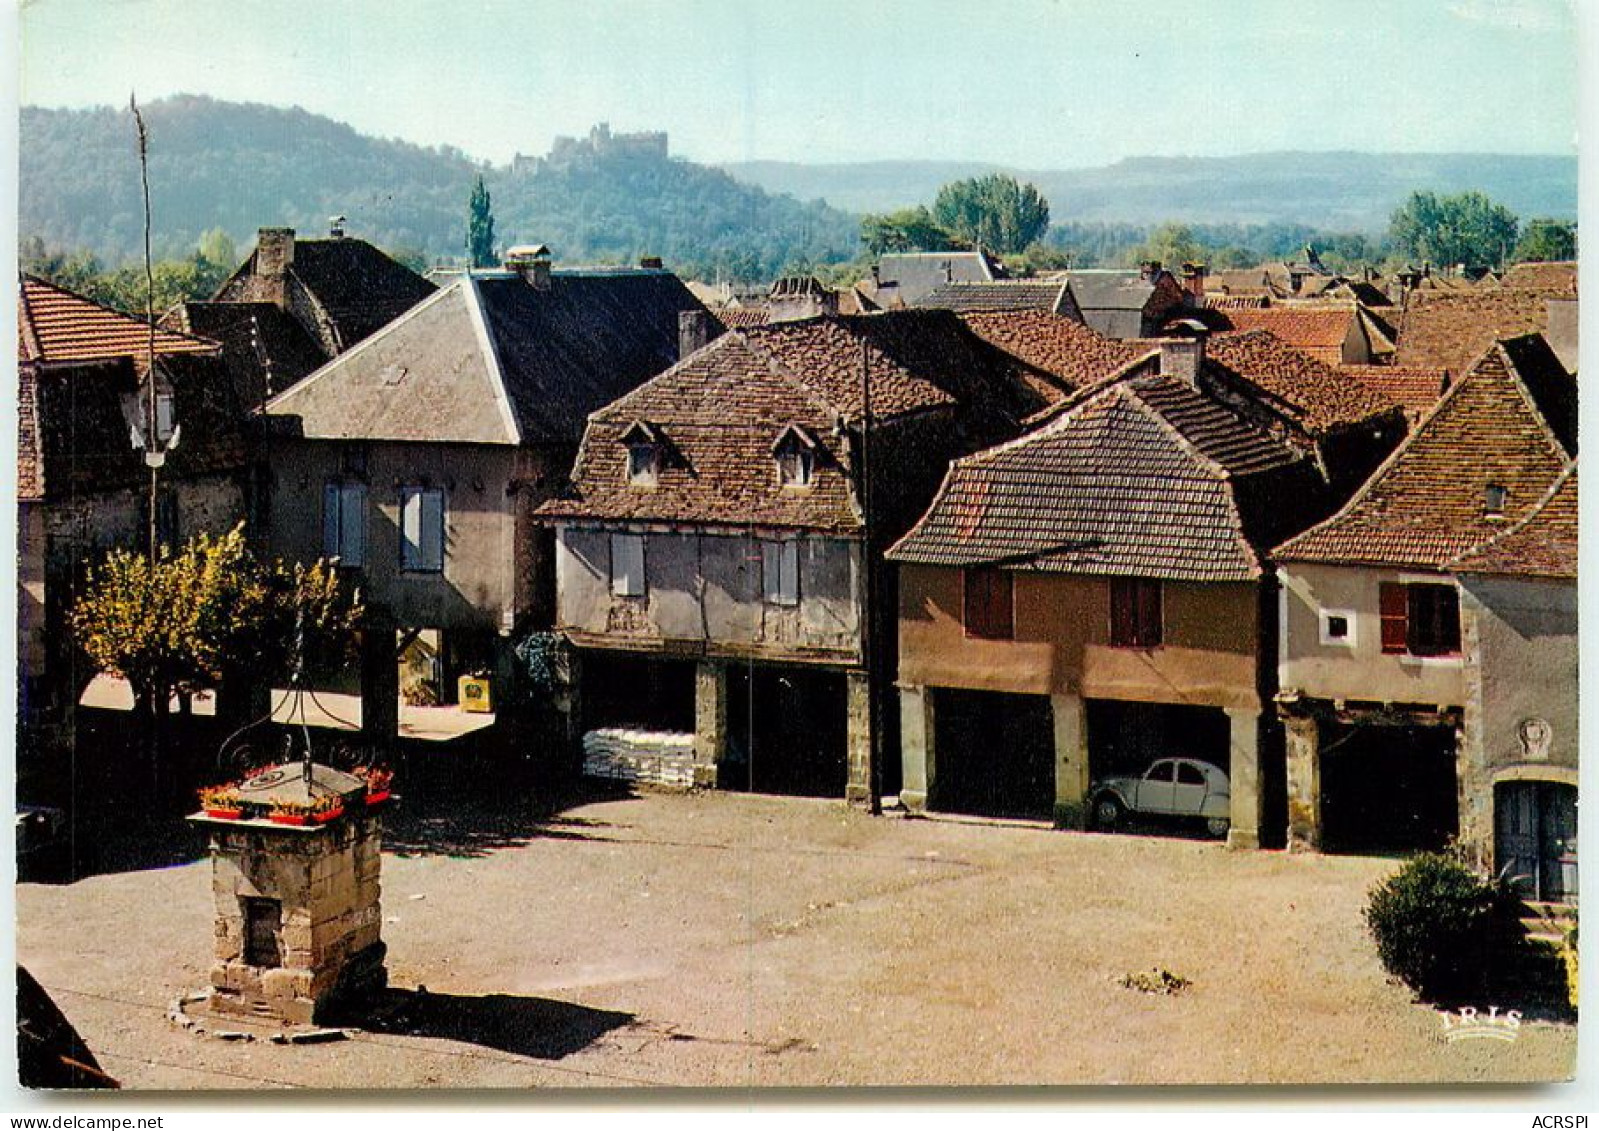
[18,275,218,365]
[1337,365,1451,422]
[917,280,1069,314]
[1498,261,1577,296]
[1204,294,1271,310]
[1391,289,1555,376]
[1449,462,1576,580]
[876,251,1005,305]
[958,310,1143,393]
[1204,330,1399,435]
[538,311,1060,532]
[1207,306,1354,365]
[265,269,712,446]
[715,306,771,329]
[887,373,1315,581]
[1275,336,1574,570]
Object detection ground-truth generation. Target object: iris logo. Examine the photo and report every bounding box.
[1437,1005,1522,1042]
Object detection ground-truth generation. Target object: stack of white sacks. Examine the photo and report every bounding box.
[582,728,696,788]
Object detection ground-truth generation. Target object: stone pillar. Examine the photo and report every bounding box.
[1284,714,1322,851]
[1225,707,1263,850]
[1454,719,1489,871]
[360,607,399,754]
[845,670,874,807]
[692,661,727,788]
[1050,691,1090,829]
[898,685,935,813]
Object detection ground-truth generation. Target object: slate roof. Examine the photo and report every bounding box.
[19,275,218,365]
[162,301,329,410]
[215,235,436,351]
[538,310,1060,532]
[917,280,1072,314]
[264,268,712,446]
[958,310,1143,392]
[876,250,1005,305]
[1275,335,1575,570]
[1337,365,1451,423]
[1449,462,1577,580]
[887,372,1314,581]
[1203,330,1399,435]
[1065,270,1158,312]
[1391,289,1556,376]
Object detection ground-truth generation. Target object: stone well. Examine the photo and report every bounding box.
[189,763,388,1025]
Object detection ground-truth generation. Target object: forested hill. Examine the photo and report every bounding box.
[19,96,860,279]
[725,151,1579,230]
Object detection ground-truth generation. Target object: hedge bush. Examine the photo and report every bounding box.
[1364,852,1503,1002]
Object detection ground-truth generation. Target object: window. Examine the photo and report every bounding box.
[963,567,1014,640]
[627,444,660,487]
[322,481,367,567]
[242,897,282,968]
[1176,762,1206,787]
[762,539,800,607]
[610,532,646,597]
[777,447,814,488]
[399,486,445,572]
[1379,582,1460,657]
[1319,608,1356,647]
[1110,577,1162,648]
[1485,484,1508,517]
[155,391,176,443]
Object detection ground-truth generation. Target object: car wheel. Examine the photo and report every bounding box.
[1205,816,1230,839]
[1094,795,1124,831]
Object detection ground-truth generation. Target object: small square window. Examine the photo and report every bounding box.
[1485,484,1508,516]
[627,444,659,487]
[1319,608,1356,647]
[778,448,814,488]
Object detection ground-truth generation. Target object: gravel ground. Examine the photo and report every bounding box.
[15,787,1577,1091]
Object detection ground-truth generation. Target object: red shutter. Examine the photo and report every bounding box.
[1379,582,1408,654]
[1138,579,1163,647]
[1110,579,1135,646]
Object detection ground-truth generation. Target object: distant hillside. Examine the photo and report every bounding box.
[723,151,1579,230]
[20,96,859,281]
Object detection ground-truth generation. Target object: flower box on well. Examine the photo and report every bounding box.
[204,807,244,820]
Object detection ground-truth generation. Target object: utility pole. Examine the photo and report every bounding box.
[129,94,179,559]
[859,338,882,815]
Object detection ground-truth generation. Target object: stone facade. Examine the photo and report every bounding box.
[201,811,386,1026]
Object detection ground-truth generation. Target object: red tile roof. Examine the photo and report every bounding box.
[959,310,1142,394]
[1210,306,1355,364]
[1449,462,1576,579]
[1204,330,1399,435]
[1391,289,1553,376]
[1498,261,1577,296]
[715,306,771,329]
[1337,365,1451,422]
[18,275,219,365]
[1275,338,1573,570]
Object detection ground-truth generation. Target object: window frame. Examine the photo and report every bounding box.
[626,443,660,487]
[1109,577,1163,649]
[322,479,368,568]
[610,532,647,598]
[1379,581,1461,658]
[1318,607,1357,648]
[777,446,815,489]
[399,485,445,574]
[962,566,1015,641]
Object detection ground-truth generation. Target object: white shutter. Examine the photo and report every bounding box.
[155,393,175,442]
[340,483,366,567]
[401,488,422,569]
[323,482,341,558]
[611,533,644,597]
[421,489,444,570]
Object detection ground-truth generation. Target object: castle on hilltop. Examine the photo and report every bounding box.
[512,122,669,176]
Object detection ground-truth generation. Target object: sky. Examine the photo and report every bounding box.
[14,0,1586,169]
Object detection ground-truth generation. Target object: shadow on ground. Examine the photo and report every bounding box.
[333,986,635,1060]
[380,774,640,859]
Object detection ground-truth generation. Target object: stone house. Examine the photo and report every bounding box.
[537,310,1067,803]
[1062,265,1191,339]
[1449,463,1577,901]
[261,254,713,729]
[886,331,1398,845]
[1272,334,1575,858]
[16,275,245,723]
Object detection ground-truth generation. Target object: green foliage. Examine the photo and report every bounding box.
[1388,190,1519,270]
[859,206,961,255]
[932,174,1050,254]
[1364,853,1504,1002]
[1131,222,1203,269]
[70,525,363,710]
[466,175,497,268]
[1513,217,1577,264]
[22,233,233,314]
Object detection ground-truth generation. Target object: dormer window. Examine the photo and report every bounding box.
[773,423,820,489]
[1485,484,1508,517]
[620,420,665,488]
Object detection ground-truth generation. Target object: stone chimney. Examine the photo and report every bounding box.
[254,228,296,308]
[504,244,553,291]
[1157,337,1205,386]
[679,309,709,359]
[1140,260,1162,282]
[1180,261,1207,300]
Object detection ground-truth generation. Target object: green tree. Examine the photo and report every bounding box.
[466,175,497,268]
[1130,222,1204,270]
[196,227,238,276]
[1388,190,1519,270]
[1513,217,1577,263]
[860,206,960,255]
[932,174,1051,254]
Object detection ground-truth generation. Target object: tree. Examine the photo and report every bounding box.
[1513,217,1577,264]
[859,206,960,255]
[466,175,497,268]
[1388,190,1519,270]
[1130,222,1203,270]
[932,174,1051,254]
[196,227,237,275]
[71,526,363,786]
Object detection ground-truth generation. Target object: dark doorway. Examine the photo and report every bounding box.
[1496,781,1578,902]
[724,665,848,798]
[930,689,1054,819]
[581,653,696,733]
[1319,722,1458,854]
[1086,700,1231,782]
